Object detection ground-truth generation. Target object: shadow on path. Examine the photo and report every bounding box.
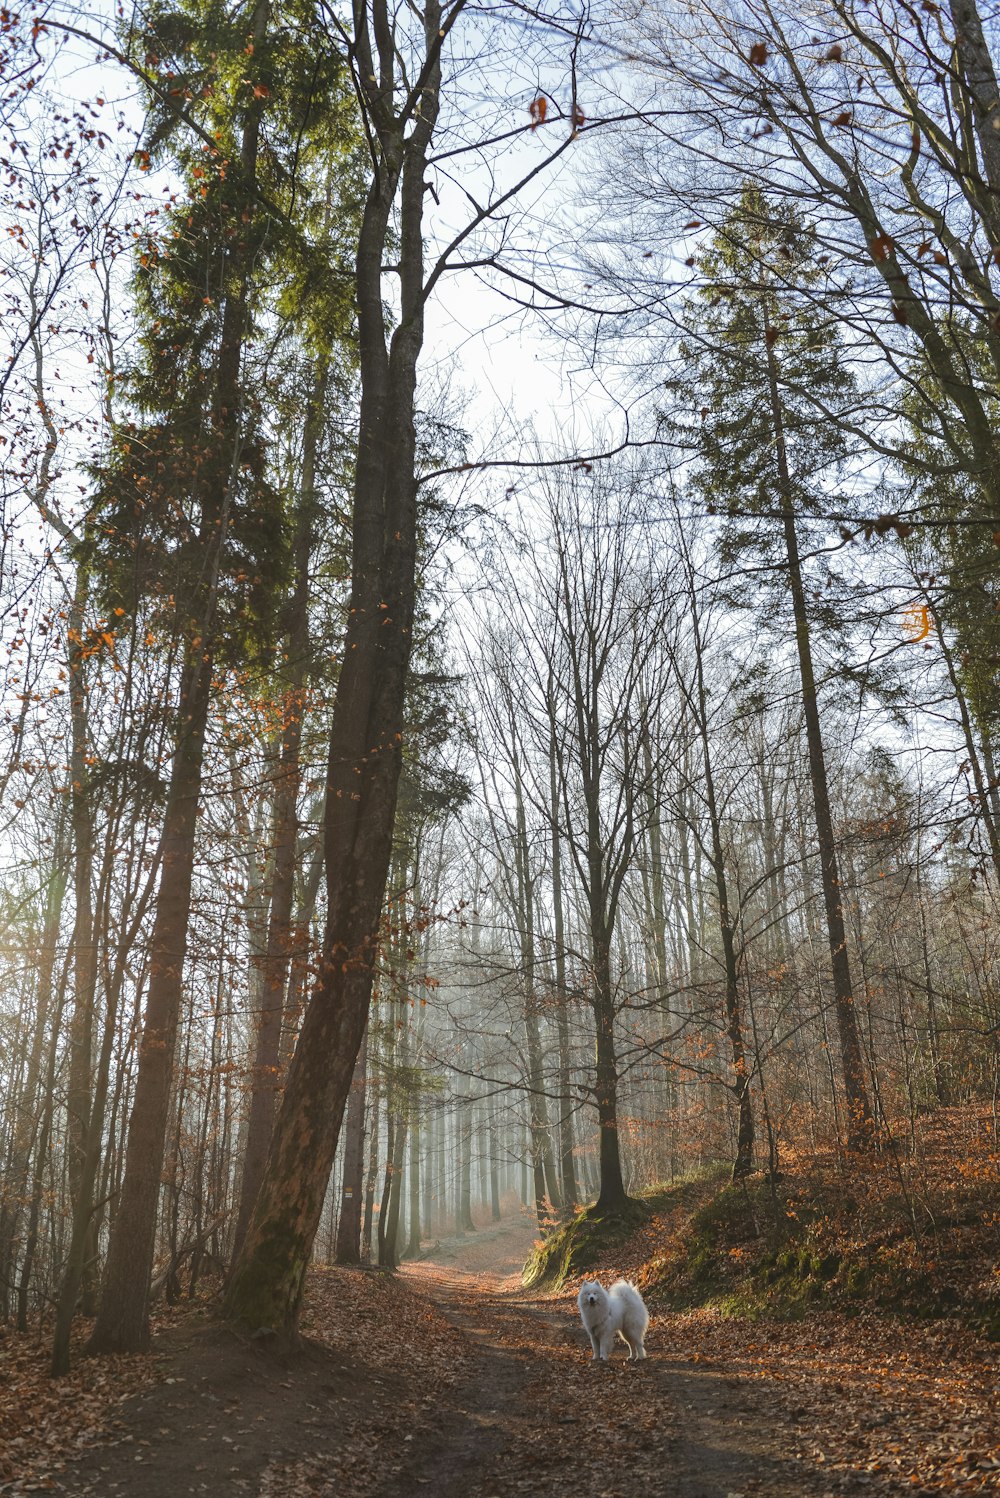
[382,1256,833,1498]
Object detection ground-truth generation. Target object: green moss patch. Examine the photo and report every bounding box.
[642,1165,1000,1337]
[522,1167,728,1292]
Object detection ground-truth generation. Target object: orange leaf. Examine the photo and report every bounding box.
[529,95,547,129]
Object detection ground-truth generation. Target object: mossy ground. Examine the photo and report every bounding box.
[521,1165,729,1291]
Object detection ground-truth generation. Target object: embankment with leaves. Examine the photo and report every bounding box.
[525,1105,1000,1340]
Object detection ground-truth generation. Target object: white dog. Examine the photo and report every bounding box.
[577,1278,649,1362]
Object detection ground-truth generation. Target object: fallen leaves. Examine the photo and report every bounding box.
[5,1129,998,1498]
[0,1326,158,1493]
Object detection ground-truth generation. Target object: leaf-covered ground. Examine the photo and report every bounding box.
[1,1170,997,1496]
[0,1324,157,1492]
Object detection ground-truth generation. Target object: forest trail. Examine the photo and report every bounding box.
[19,1211,996,1498]
[29,1214,821,1498]
[385,1253,826,1498]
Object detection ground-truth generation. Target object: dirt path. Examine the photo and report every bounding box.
[16,1217,990,1496]
[382,1251,830,1498]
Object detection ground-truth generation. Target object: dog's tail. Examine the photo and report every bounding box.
[609,1278,650,1329]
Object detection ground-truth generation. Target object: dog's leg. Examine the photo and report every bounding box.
[599,1330,615,1361]
[588,1330,602,1361]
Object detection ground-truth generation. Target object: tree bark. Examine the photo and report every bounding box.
[223,0,446,1338]
[86,648,214,1352]
[592,912,628,1212]
[547,688,578,1212]
[683,567,754,1179]
[510,739,561,1226]
[64,563,100,1314]
[232,369,324,1262]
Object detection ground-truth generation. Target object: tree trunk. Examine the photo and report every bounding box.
[592,917,627,1213]
[405,1106,421,1258]
[0,842,66,1325]
[87,0,270,1354]
[683,574,754,1180]
[17,947,71,1331]
[51,844,161,1371]
[547,695,577,1213]
[86,649,214,1353]
[223,6,443,1337]
[763,321,876,1153]
[509,727,561,1226]
[64,563,100,1315]
[456,1077,476,1233]
[361,1072,380,1263]
[232,370,324,1262]
[488,1093,502,1222]
[380,1108,407,1268]
[334,1026,368,1263]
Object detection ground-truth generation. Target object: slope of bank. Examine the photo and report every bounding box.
[525,1105,1000,1340]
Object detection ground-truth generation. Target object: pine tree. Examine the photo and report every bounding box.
[673,187,876,1153]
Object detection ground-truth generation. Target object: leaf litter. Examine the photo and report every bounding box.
[0,1204,996,1497]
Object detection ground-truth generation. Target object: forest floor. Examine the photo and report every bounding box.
[2,1207,999,1497]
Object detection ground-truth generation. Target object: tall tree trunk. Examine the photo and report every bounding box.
[488,1093,502,1222]
[0,841,66,1323]
[361,1071,380,1263]
[682,572,754,1179]
[763,321,876,1153]
[547,690,577,1212]
[381,1107,407,1268]
[455,1077,476,1233]
[591,912,627,1213]
[405,1106,421,1258]
[232,370,324,1261]
[334,1026,368,1263]
[510,745,561,1226]
[223,4,445,1337]
[51,845,161,1371]
[64,564,100,1314]
[87,0,270,1355]
[17,949,71,1331]
[86,648,214,1353]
